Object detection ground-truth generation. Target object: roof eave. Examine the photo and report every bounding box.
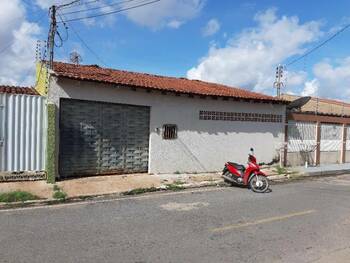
[53,73,288,105]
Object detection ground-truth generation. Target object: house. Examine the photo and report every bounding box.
[0,86,46,179]
[282,94,350,166]
[37,62,287,180]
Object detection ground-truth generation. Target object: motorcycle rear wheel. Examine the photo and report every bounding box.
[249,175,269,193]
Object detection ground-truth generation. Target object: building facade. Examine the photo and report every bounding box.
[41,62,286,179]
[282,94,350,166]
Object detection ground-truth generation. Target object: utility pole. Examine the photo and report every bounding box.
[274,64,284,98]
[48,5,57,70]
[47,1,79,69]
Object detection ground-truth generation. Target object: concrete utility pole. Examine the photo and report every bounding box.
[274,65,284,98]
[48,5,57,70]
[47,1,79,69]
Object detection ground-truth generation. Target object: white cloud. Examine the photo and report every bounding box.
[35,0,204,29]
[187,8,321,94]
[0,0,41,86]
[35,0,57,9]
[286,70,308,87]
[301,79,319,96]
[123,0,205,29]
[167,20,184,29]
[202,18,220,37]
[310,58,350,100]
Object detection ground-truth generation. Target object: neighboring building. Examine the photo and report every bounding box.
[282,94,350,116]
[0,86,46,177]
[38,62,287,179]
[0,85,39,96]
[282,94,350,166]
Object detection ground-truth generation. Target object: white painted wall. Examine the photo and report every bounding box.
[49,77,285,175]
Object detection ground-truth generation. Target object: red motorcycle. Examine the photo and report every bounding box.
[222,148,269,193]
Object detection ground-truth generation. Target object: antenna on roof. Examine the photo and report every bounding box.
[70,51,82,65]
[287,96,311,111]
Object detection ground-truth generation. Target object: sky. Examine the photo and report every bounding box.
[1,0,350,101]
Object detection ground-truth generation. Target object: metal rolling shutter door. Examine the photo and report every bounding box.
[59,99,150,178]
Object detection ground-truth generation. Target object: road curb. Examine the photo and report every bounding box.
[302,169,350,177]
[0,173,345,210]
[0,181,225,210]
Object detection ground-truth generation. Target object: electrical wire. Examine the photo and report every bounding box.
[59,0,102,10]
[57,13,69,42]
[287,22,350,67]
[60,15,108,66]
[61,0,140,15]
[57,0,81,9]
[59,0,160,23]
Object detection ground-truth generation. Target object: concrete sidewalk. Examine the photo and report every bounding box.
[294,163,350,177]
[2,163,346,202]
[0,172,224,200]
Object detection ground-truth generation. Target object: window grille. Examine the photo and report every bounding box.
[163,124,177,140]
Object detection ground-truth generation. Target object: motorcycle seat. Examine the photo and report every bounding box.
[228,162,245,172]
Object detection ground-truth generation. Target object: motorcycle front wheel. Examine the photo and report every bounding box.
[249,175,269,193]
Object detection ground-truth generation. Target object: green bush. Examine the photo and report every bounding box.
[53,191,67,200]
[0,191,39,203]
[276,166,287,175]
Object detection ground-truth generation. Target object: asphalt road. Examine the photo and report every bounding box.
[1,175,350,263]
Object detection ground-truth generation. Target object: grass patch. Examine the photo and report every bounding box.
[52,184,67,200]
[0,191,39,203]
[165,183,185,191]
[275,166,288,175]
[53,191,67,200]
[173,180,185,185]
[124,187,160,196]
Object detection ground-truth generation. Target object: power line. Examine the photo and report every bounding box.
[47,1,80,69]
[57,0,81,9]
[287,22,350,66]
[61,0,140,15]
[62,17,108,66]
[59,0,160,23]
[59,0,102,10]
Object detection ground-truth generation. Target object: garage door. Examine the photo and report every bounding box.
[59,99,150,178]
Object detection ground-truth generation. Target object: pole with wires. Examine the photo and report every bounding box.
[274,64,284,98]
[48,5,57,70]
[47,1,80,69]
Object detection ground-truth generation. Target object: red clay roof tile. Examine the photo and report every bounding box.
[52,62,286,104]
[0,85,38,95]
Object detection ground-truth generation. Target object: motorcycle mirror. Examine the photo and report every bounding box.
[250,148,254,153]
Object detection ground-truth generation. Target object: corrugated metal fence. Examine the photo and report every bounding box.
[0,93,46,172]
